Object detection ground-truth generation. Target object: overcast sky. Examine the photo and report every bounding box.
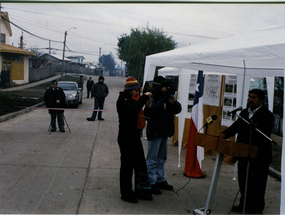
[2,3,285,65]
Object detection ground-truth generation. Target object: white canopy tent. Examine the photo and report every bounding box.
[143,26,285,214]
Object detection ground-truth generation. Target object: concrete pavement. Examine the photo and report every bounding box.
[0,75,281,214]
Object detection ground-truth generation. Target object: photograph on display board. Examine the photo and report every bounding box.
[188,104,193,113]
[223,97,233,107]
[188,93,194,101]
[222,75,238,127]
[203,75,221,107]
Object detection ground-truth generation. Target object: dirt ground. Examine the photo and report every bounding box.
[0,76,282,176]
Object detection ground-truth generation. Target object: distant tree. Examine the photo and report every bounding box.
[117,25,177,83]
[99,53,116,73]
[18,32,27,49]
[29,46,46,68]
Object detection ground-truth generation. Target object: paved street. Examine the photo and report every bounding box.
[0,75,281,214]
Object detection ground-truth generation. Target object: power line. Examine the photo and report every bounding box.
[1,12,113,57]
[7,12,117,46]
[1,15,62,43]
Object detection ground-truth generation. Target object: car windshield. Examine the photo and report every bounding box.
[58,83,77,90]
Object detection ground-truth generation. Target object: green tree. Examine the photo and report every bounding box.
[117,26,177,84]
[99,53,116,73]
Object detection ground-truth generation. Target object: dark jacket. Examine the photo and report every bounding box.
[116,91,149,137]
[91,82,109,98]
[145,95,182,140]
[77,79,84,89]
[44,87,66,114]
[222,105,274,163]
[86,80,94,90]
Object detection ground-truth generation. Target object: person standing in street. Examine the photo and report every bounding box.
[220,89,274,214]
[116,77,153,203]
[87,76,109,121]
[144,76,182,195]
[86,77,94,98]
[77,75,84,91]
[44,80,66,132]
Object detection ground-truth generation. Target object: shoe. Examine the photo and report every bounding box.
[50,128,56,132]
[151,184,161,195]
[86,97,89,98]
[86,117,95,121]
[231,205,243,213]
[135,192,153,201]
[98,118,104,121]
[121,195,138,203]
[155,180,173,190]
[60,129,65,132]
[232,204,263,214]
[232,205,252,213]
[247,208,263,214]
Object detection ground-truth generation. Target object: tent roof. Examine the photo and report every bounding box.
[144,27,285,81]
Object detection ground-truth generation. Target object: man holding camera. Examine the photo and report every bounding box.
[144,76,182,195]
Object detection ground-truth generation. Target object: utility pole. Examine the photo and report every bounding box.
[61,31,67,80]
[99,47,102,75]
[49,40,51,55]
[99,47,101,66]
[61,27,76,80]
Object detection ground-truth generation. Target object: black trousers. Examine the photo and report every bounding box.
[238,158,270,212]
[117,133,151,197]
[87,88,91,98]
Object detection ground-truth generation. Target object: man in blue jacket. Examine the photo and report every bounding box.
[145,76,182,195]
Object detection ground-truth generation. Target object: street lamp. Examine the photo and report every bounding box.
[61,27,76,79]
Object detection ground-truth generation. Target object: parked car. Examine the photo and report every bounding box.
[58,81,83,108]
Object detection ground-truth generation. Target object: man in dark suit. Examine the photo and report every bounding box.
[86,77,94,98]
[220,89,274,214]
[44,80,66,132]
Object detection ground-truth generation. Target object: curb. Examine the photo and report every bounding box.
[0,102,45,123]
[269,166,281,181]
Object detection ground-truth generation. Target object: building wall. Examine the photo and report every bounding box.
[1,21,10,44]
[29,65,56,82]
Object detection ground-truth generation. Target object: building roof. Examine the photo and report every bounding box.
[66,56,85,59]
[0,43,35,56]
[49,54,71,62]
[1,12,12,36]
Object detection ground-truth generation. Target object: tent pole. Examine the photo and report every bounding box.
[241,60,247,107]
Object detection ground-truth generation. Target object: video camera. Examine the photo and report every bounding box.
[143,75,178,98]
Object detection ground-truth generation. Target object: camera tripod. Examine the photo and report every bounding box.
[48,114,71,134]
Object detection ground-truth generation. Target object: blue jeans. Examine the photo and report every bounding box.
[146,136,168,185]
[91,97,105,119]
